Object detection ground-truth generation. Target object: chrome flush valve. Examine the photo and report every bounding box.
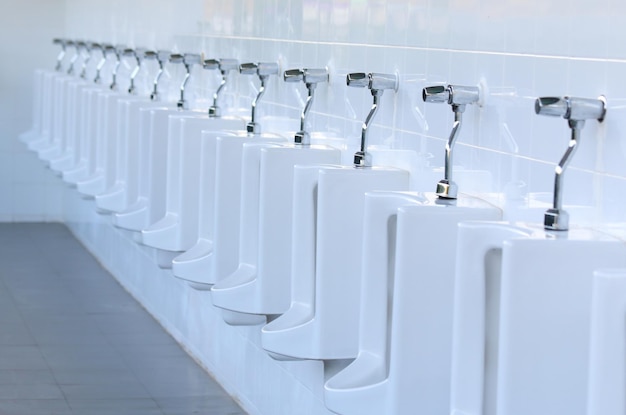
[53,38,67,72]
[203,58,239,117]
[65,40,78,75]
[283,68,328,146]
[92,43,106,84]
[422,84,480,199]
[79,42,94,79]
[123,47,146,95]
[144,50,170,101]
[535,96,606,231]
[105,44,126,91]
[169,52,202,110]
[347,72,398,167]
[239,62,279,135]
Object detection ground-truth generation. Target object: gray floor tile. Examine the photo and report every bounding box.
[0,224,247,415]
[60,381,152,400]
[0,399,73,415]
[67,399,164,415]
[156,396,246,415]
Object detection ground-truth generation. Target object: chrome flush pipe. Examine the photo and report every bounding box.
[283,68,328,146]
[239,62,279,135]
[535,96,606,231]
[422,84,480,199]
[203,58,239,117]
[169,53,202,110]
[144,50,170,101]
[347,72,397,167]
[53,38,66,72]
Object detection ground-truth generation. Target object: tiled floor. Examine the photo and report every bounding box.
[0,223,246,415]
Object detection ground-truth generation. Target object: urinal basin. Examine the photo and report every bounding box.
[261,162,410,360]
[211,143,343,316]
[42,77,86,165]
[111,104,175,229]
[62,85,107,184]
[35,74,73,160]
[141,114,246,252]
[587,269,626,415]
[173,130,289,289]
[49,80,95,173]
[95,99,171,212]
[324,191,502,415]
[27,71,65,152]
[19,69,46,144]
[450,222,626,415]
[93,95,152,209]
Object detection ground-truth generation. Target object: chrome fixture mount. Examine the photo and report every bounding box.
[535,95,606,231]
[283,68,328,146]
[422,84,480,200]
[239,62,279,135]
[92,43,107,84]
[144,50,170,101]
[203,58,239,117]
[78,41,93,79]
[52,38,66,72]
[123,47,146,95]
[65,40,78,75]
[347,72,398,168]
[106,44,125,91]
[169,53,202,110]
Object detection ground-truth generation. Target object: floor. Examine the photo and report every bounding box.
[0,223,247,415]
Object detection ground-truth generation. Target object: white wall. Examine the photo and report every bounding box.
[0,0,66,221]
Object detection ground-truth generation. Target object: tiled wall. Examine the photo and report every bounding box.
[60,0,626,230]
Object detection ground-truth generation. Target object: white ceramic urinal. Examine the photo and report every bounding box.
[210,139,342,317]
[324,191,502,415]
[141,114,246,254]
[586,269,626,415]
[261,161,409,360]
[28,70,66,153]
[451,223,626,415]
[48,78,88,172]
[451,95,625,415]
[19,69,45,144]
[62,84,107,184]
[94,98,170,211]
[35,73,72,160]
[76,88,128,197]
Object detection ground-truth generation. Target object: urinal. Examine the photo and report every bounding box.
[21,37,67,144]
[141,58,246,267]
[19,69,45,144]
[324,84,502,415]
[450,96,626,415]
[34,71,72,160]
[172,62,292,288]
[586,269,626,415]
[262,72,414,358]
[211,68,344,321]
